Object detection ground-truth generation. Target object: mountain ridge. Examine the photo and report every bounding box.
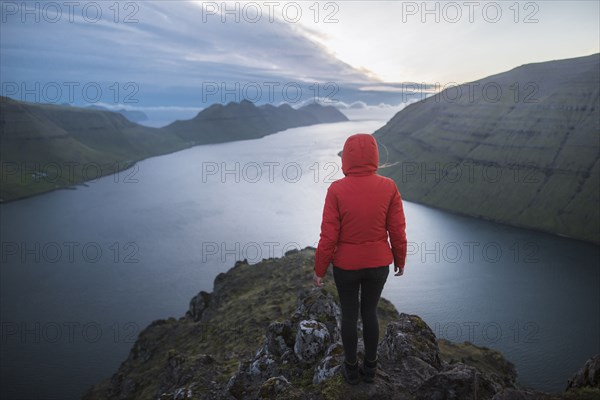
[86,105,150,123]
[163,100,346,144]
[0,98,347,202]
[373,53,600,244]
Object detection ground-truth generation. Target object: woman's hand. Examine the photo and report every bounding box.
[313,272,323,287]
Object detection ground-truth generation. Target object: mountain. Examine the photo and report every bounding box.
[0,98,347,201]
[0,96,188,201]
[373,54,600,244]
[86,105,149,123]
[163,100,347,144]
[82,248,599,400]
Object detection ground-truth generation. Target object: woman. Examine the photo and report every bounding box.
[313,133,407,385]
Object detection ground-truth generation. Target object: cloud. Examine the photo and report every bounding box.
[0,1,432,124]
[1,2,373,89]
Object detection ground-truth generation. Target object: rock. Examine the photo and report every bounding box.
[491,388,557,400]
[313,342,344,384]
[393,355,441,391]
[225,287,340,399]
[291,288,341,343]
[227,361,260,399]
[566,354,600,390]
[319,368,403,400]
[186,291,211,322]
[264,321,294,358]
[415,363,498,400]
[258,376,291,399]
[227,347,282,399]
[379,313,442,369]
[107,373,136,400]
[284,248,300,256]
[438,339,518,390]
[249,353,278,378]
[155,351,215,398]
[293,319,331,363]
[158,386,195,400]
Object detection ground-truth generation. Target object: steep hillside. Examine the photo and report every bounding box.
[0,98,347,201]
[0,97,188,201]
[374,54,600,243]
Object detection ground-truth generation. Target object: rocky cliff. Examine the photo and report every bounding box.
[82,248,600,400]
[373,53,600,244]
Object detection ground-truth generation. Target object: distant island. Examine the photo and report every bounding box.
[86,105,150,123]
[82,248,600,399]
[373,53,599,244]
[0,99,347,202]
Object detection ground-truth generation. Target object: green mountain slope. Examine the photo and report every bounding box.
[374,54,600,243]
[0,98,347,201]
[0,97,188,200]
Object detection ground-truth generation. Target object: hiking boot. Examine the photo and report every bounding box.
[341,360,360,385]
[360,357,377,383]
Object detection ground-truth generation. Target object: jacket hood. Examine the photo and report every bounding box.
[341,133,379,176]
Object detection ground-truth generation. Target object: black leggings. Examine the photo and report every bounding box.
[333,265,389,364]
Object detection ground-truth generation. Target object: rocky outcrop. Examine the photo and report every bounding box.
[225,288,518,400]
[566,354,600,390]
[82,248,600,400]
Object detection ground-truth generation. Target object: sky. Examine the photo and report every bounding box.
[1,0,598,124]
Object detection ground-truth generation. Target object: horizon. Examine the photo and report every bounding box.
[3,51,598,128]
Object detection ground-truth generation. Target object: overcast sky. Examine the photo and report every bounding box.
[299,1,599,83]
[1,0,598,116]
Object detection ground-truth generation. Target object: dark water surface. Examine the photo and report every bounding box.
[1,119,598,399]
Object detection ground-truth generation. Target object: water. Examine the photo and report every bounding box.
[1,113,598,399]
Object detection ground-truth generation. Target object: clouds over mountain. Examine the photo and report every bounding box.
[2,2,374,98]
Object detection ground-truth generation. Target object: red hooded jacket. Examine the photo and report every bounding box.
[314,133,407,278]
